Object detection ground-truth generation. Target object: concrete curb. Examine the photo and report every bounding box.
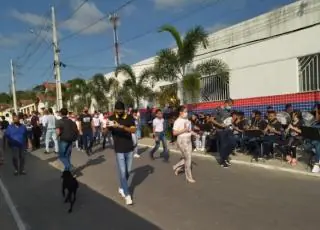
[138,143,320,178]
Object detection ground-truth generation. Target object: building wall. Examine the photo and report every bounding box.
[105,0,320,109]
[191,0,320,99]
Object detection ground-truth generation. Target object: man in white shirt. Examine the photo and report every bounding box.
[45,108,58,153]
[149,109,169,161]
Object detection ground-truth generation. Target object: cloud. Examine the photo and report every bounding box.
[10,9,48,26]
[61,0,110,35]
[206,23,229,33]
[0,33,32,48]
[122,4,137,17]
[153,0,207,9]
[119,47,136,59]
[10,0,111,36]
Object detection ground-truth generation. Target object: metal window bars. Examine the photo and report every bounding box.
[299,53,320,92]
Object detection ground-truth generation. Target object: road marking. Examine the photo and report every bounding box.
[0,177,27,230]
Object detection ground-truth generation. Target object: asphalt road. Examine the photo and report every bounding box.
[0,144,320,230]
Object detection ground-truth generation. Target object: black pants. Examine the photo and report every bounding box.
[216,129,236,163]
[32,127,41,149]
[10,146,25,172]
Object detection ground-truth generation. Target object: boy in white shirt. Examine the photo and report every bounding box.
[149,109,169,161]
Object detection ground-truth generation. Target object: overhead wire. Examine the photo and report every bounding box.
[57,0,89,27]
[16,10,51,64]
[62,0,225,61]
[59,0,137,42]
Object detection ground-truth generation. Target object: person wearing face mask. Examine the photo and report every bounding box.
[4,114,27,175]
[172,106,197,183]
[107,101,136,205]
[79,107,94,156]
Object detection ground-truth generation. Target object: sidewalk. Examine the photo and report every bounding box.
[138,138,320,178]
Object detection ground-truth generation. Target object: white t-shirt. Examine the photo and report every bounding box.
[93,116,100,127]
[152,118,164,132]
[173,117,192,138]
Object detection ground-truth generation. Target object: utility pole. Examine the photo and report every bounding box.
[109,13,120,111]
[109,13,120,67]
[10,59,18,114]
[51,6,63,111]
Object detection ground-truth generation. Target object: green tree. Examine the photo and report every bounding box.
[66,78,91,113]
[154,24,229,103]
[115,64,154,108]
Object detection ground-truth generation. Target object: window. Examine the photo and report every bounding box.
[299,53,320,92]
[200,75,230,102]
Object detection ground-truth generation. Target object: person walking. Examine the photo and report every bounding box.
[56,108,78,171]
[172,106,197,183]
[79,107,94,155]
[149,109,169,161]
[0,116,9,165]
[108,101,136,205]
[31,111,41,150]
[44,108,59,154]
[4,114,27,175]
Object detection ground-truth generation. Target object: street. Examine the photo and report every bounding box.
[0,144,320,230]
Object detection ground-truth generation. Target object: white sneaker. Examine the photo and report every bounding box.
[312,164,320,173]
[134,153,140,158]
[125,195,133,205]
[118,188,125,198]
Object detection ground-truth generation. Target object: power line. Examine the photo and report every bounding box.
[16,10,51,63]
[57,0,88,27]
[60,0,137,42]
[62,0,225,60]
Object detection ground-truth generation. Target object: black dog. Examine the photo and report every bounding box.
[61,170,79,213]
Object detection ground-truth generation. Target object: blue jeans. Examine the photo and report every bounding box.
[150,132,169,159]
[94,126,101,143]
[311,140,320,162]
[82,130,93,152]
[58,141,73,171]
[45,128,58,152]
[136,125,141,139]
[115,151,133,196]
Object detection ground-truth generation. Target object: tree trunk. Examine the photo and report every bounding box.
[177,80,184,105]
[136,97,139,109]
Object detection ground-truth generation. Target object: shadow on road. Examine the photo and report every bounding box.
[73,155,106,177]
[138,147,149,156]
[0,154,161,230]
[129,165,154,196]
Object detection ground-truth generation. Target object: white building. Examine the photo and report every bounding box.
[106,0,320,110]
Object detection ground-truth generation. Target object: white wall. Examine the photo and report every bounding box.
[104,0,320,102]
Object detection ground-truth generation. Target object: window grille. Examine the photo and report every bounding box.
[200,75,230,102]
[299,53,320,92]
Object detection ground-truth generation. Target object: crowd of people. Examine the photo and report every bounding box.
[152,100,320,173]
[0,99,320,206]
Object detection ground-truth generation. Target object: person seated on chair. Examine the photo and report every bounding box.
[246,111,267,160]
[283,110,302,166]
[307,104,320,173]
[232,111,248,152]
[262,110,282,158]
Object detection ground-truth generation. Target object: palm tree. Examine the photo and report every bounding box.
[115,64,154,108]
[154,24,230,104]
[66,78,91,113]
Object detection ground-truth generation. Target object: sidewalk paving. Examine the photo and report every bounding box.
[138,138,320,178]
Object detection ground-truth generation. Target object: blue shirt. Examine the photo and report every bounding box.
[5,124,27,148]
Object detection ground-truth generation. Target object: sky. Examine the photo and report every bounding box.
[0,0,294,93]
